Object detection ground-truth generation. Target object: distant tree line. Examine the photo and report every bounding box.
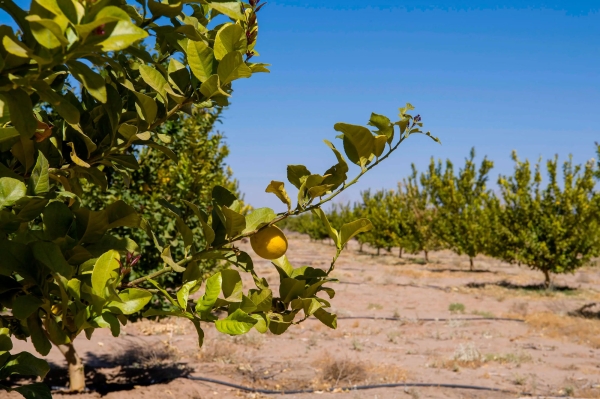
[283,146,600,287]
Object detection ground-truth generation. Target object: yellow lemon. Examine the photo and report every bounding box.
[51,305,62,315]
[250,225,288,260]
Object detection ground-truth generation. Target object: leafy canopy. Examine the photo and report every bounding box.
[0,0,438,396]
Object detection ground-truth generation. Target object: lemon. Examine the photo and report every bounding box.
[250,225,288,260]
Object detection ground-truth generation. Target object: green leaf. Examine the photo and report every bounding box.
[222,206,246,237]
[196,272,222,313]
[214,23,246,61]
[311,208,339,247]
[91,250,120,300]
[187,40,214,83]
[106,288,152,315]
[272,255,293,277]
[2,35,29,58]
[199,74,229,99]
[249,288,272,312]
[1,351,50,379]
[0,90,36,138]
[12,295,43,320]
[373,135,387,157]
[0,127,19,144]
[101,313,120,337]
[321,140,349,190]
[0,178,26,209]
[217,50,252,85]
[132,91,157,123]
[31,241,72,278]
[334,123,375,168]
[221,269,242,302]
[209,1,245,20]
[177,280,198,309]
[0,331,12,352]
[168,58,191,93]
[248,63,271,73]
[29,152,49,195]
[212,185,238,207]
[27,316,52,356]
[30,81,80,124]
[286,165,311,189]
[250,314,268,333]
[314,308,337,329]
[268,318,291,335]
[42,201,73,240]
[182,200,215,247]
[76,6,129,40]
[279,278,305,303]
[339,218,373,249]
[105,200,142,229]
[13,383,52,399]
[148,0,183,17]
[67,61,107,103]
[265,181,292,211]
[368,113,394,144]
[26,16,67,49]
[243,207,276,234]
[139,65,168,102]
[215,309,257,335]
[161,246,186,272]
[291,298,322,316]
[93,9,148,51]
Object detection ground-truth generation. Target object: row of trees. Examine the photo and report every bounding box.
[286,147,600,287]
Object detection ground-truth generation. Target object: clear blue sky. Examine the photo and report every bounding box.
[2,1,598,211]
[222,1,600,210]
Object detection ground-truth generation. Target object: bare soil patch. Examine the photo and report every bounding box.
[8,232,600,398]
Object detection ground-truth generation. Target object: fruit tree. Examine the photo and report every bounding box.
[0,1,437,397]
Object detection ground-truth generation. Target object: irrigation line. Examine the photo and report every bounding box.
[334,316,525,323]
[188,376,525,395]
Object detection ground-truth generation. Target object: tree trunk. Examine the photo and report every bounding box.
[359,243,364,252]
[377,247,380,256]
[469,257,474,271]
[424,250,428,263]
[543,270,552,289]
[398,247,403,258]
[57,343,85,392]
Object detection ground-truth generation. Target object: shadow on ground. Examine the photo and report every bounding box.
[466,280,578,292]
[10,339,193,395]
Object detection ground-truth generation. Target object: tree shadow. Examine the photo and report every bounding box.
[10,339,193,395]
[466,280,578,293]
[429,268,498,274]
[569,302,600,320]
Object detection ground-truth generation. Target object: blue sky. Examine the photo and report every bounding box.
[1,1,598,211]
[223,1,600,210]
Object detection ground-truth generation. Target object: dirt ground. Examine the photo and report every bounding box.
[9,232,600,399]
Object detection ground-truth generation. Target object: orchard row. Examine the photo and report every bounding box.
[284,147,600,287]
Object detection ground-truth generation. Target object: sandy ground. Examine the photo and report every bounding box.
[8,232,600,399]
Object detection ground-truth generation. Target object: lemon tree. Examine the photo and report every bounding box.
[0,1,438,397]
[492,152,600,287]
[428,149,495,270]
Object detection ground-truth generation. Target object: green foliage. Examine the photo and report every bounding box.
[0,0,435,395]
[82,108,240,314]
[397,164,442,261]
[354,189,401,255]
[492,152,600,287]
[428,148,495,269]
[448,303,465,314]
